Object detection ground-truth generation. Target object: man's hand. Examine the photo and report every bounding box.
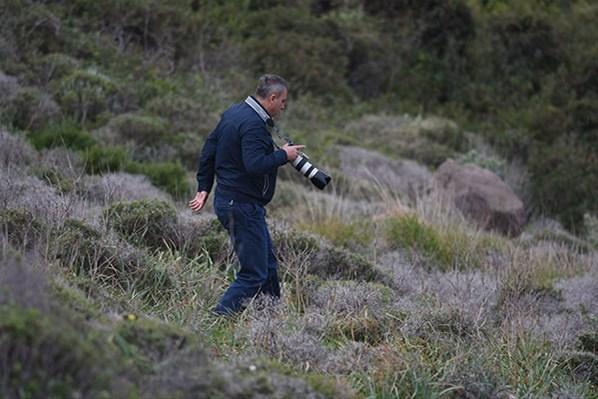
[189,191,209,212]
[282,143,305,162]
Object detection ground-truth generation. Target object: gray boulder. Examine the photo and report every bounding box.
[337,146,432,201]
[435,159,525,236]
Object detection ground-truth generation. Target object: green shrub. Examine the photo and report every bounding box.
[35,166,76,193]
[126,161,190,198]
[313,280,393,345]
[272,226,386,282]
[82,145,128,174]
[0,304,127,398]
[584,213,598,250]
[104,199,177,249]
[387,213,442,254]
[53,219,103,274]
[115,317,192,369]
[0,209,42,249]
[529,139,598,231]
[344,114,466,167]
[31,52,80,85]
[5,86,60,130]
[82,146,189,197]
[146,93,214,133]
[241,6,351,99]
[54,219,173,302]
[300,217,373,249]
[492,336,572,398]
[53,68,117,123]
[110,112,169,147]
[457,149,506,177]
[174,216,229,262]
[578,330,598,354]
[272,228,321,260]
[312,246,386,283]
[30,119,96,151]
[490,14,563,81]
[386,213,487,270]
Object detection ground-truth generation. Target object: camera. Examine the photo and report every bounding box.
[287,141,331,190]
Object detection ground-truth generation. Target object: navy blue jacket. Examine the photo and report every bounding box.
[196,100,288,206]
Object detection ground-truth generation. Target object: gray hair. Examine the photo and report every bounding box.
[255,74,288,98]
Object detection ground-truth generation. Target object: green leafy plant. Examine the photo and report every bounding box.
[30,119,96,151]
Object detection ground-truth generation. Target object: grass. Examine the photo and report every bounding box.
[2,128,597,399]
[385,212,495,271]
[0,163,595,398]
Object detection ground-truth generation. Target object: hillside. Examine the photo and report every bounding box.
[1,0,598,398]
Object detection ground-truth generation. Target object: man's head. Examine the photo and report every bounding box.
[255,74,288,119]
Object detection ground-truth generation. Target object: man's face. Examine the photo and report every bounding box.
[266,89,287,119]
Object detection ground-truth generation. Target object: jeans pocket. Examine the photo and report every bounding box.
[214,197,234,229]
[215,196,234,209]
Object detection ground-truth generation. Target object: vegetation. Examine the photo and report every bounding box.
[1,0,597,397]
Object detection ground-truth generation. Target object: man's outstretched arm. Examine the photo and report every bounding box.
[190,126,219,212]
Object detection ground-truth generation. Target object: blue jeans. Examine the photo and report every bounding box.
[212,195,280,315]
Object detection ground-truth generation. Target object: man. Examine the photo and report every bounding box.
[189,74,304,315]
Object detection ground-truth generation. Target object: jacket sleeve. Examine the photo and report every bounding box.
[241,123,288,176]
[196,126,219,193]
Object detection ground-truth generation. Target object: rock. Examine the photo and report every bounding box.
[435,159,525,236]
[338,146,432,201]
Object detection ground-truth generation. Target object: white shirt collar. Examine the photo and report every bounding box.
[245,96,273,126]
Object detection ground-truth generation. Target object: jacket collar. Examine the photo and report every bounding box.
[245,96,274,127]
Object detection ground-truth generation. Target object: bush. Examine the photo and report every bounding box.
[344,114,466,167]
[310,280,393,344]
[457,149,507,177]
[4,86,61,130]
[240,6,351,99]
[301,216,372,249]
[385,213,487,270]
[311,246,387,283]
[34,147,85,193]
[0,129,36,169]
[146,93,216,134]
[29,118,96,151]
[82,146,189,197]
[144,346,352,398]
[82,172,171,205]
[365,0,475,56]
[125,161,190,198]
[115,317,192,368]
[109,112,169,147]
[584,213,598,250]
[82,145,128,174]
[272,226,386,283]
[54,219,172,302]
[0,209,42,249]
[104,199,177,249]
[173,214,229,262]
[528,139,598,231]
[53,68,117,123]
[0,304,128,398]
[30,52,79,85]
[53,218,102,273]
[490,15,563,82]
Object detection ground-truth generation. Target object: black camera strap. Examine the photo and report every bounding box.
[244,95,309,157]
